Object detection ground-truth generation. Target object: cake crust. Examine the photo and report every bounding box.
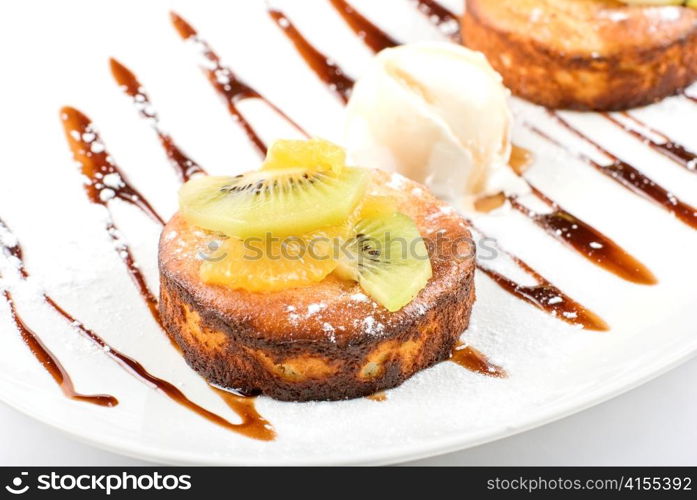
[159,170,476,401]
[462,0,697,110]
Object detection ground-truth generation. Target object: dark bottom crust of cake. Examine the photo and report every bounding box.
[159,270,475,402]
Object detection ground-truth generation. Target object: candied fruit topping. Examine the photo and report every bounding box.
[262,138,346,174]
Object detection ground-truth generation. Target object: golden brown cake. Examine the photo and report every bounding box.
[159,170,475,401]
[462,0,697,110]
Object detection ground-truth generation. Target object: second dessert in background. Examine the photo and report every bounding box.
[462,0,697,110]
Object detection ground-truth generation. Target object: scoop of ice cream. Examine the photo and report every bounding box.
[345,42,527,205]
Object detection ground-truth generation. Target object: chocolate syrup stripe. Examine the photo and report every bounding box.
[508,147,656,285]
[0,219,117,406]
[328,0,460,48]
[45,296,274,441]
[547,112,697,231]
[60,106,163,328]
[109,58,206,182]
[1,289,118,407]
[475,254,609,332]
[59,107,164,225]
[329,0,461,46]
[604,113,697,174]
[170,11,307,155]
[467,217,608,331]
[508,186,657,286]
[450,342,506,377]
[59,107,275,439]
[328,0,400,52]
[268,9,355,104]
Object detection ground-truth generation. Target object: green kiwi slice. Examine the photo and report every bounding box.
[179,167,370,238]
[336,212,432,312]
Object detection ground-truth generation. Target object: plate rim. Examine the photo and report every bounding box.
[1,339,695,466]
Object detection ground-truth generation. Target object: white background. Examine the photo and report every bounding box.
[2,356,696,465]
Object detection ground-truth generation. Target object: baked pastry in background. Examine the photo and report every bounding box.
[462,0,697,110]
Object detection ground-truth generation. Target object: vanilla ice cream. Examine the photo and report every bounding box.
[345,42,528,206]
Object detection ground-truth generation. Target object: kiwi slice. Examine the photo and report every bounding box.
[179,167,370,238]
[336,212,432,312]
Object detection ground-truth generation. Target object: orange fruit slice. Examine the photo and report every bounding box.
[200,225,347,292]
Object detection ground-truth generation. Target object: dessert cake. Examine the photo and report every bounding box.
[159,140,475,401]
[462,0,697,110]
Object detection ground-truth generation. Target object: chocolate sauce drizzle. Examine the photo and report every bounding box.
[476,257,609,332]
[46,296,274,441]
[509,188,657,285]
[59,107,275,439]
[1,213,273,438]
[59,107,164,225]
[170,12,306,155]
[546,113,697,230]
[507,146,656,285]
[450,342,506,377]
[268,9,355,104]
[109,58,206,182]
[604,113,697,174]
[60,106,164,328]
[1,219,117,406]
[328,0,400,52]
[329,0,460,47]
[1,289,117,407]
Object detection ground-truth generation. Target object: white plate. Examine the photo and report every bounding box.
[1,0,696,465]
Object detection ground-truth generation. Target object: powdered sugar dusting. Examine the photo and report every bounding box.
[306,303,326,317]
[386,172,409,190]
[102,172,125,190]
[350,293,370,303]
[360,316,385,336]
[322,322,336,343]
